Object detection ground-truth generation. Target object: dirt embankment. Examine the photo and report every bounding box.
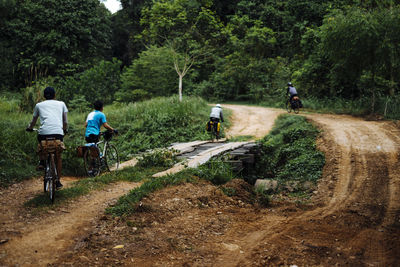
[1,105,400,266]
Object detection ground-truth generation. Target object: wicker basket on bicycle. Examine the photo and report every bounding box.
[37,139,65,160]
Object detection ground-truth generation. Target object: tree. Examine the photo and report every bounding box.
[119,46,179,100]
[297,6,400,113]
[1,0,112,89]
[139,0,226,101]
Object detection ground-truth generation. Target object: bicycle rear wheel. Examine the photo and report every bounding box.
[210,128,216,142]
[84,147,101,177]
[105,144,119,171]
[293,100,300,114]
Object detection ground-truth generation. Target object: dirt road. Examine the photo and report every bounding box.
[1,105,400,266]
[223,104,285,139]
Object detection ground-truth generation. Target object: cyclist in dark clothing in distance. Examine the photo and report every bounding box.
[287,82,303,108]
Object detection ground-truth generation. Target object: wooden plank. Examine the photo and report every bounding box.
[153,142,250,177]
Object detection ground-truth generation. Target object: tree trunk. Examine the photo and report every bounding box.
[178,74,183,102]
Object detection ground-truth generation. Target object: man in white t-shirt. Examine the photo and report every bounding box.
[26,87,68,189]
[209,104,224,139]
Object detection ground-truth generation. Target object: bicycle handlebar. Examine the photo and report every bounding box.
[26,128,38,132]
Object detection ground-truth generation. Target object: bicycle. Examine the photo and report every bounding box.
[286,96,301,114]
[208,119,221,142]
[83,130,120,177]
[28,129,64,203]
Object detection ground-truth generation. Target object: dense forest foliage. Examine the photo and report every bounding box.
[1,0,400,117]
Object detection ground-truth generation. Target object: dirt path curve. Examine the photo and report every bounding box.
[214,111,400,266]
[0,175,140,266]
[223,104,285,139]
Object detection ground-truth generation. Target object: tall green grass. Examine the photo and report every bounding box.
[0,95,215,187]
[252,114,325,190]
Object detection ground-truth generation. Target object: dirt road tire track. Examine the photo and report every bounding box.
[215,113,400,266]
[0,180,141,266]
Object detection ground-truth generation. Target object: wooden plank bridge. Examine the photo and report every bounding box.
[153,140,258,177]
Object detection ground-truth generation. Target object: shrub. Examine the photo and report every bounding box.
[0,95,213,186]
[194,158,235,185]
[253,114,325,192]
[137,148,178,168]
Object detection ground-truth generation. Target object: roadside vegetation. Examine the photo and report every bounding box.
[251,114,325,197]
[0,96,216,187]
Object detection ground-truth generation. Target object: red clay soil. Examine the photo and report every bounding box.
[1,106,400,266]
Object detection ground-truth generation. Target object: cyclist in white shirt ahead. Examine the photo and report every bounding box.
[209,104,224,139]
[26,87,68,189]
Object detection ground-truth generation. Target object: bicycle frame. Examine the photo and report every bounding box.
[84,131,119,176]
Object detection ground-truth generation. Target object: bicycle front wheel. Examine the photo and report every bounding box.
[105,144,119,171]
[48,154,57,203]
[84,148,101,177]
[286,100,292,113]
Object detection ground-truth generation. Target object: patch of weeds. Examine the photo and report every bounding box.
[252,114,325,192]
[288,191,312,205]
[25,166,163,208]
[221,187,236,197]
[254,186,270,207]
[194,158,235,185]
[137,148,179,168]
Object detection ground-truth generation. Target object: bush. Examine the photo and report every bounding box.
[56,59,122,105]
[0,95,214,186]
[19,78,54,112]
[119,46,197,100]
[137,148,178,168]
[0,96,37,186]
[253,114,325,192]
[194,158,235,185]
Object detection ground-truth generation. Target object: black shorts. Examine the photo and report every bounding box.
[38,134,63,142]
[85,134,100,143]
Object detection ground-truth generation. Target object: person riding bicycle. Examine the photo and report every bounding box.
[209,104,224,139]
[287,82,303,108]
[26,86,68,189]
[85,100,116,144]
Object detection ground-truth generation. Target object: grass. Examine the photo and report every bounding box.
[107,158,236,217]
[251,114,325,193]
[106,168,199,217]
[0,95,218,187]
